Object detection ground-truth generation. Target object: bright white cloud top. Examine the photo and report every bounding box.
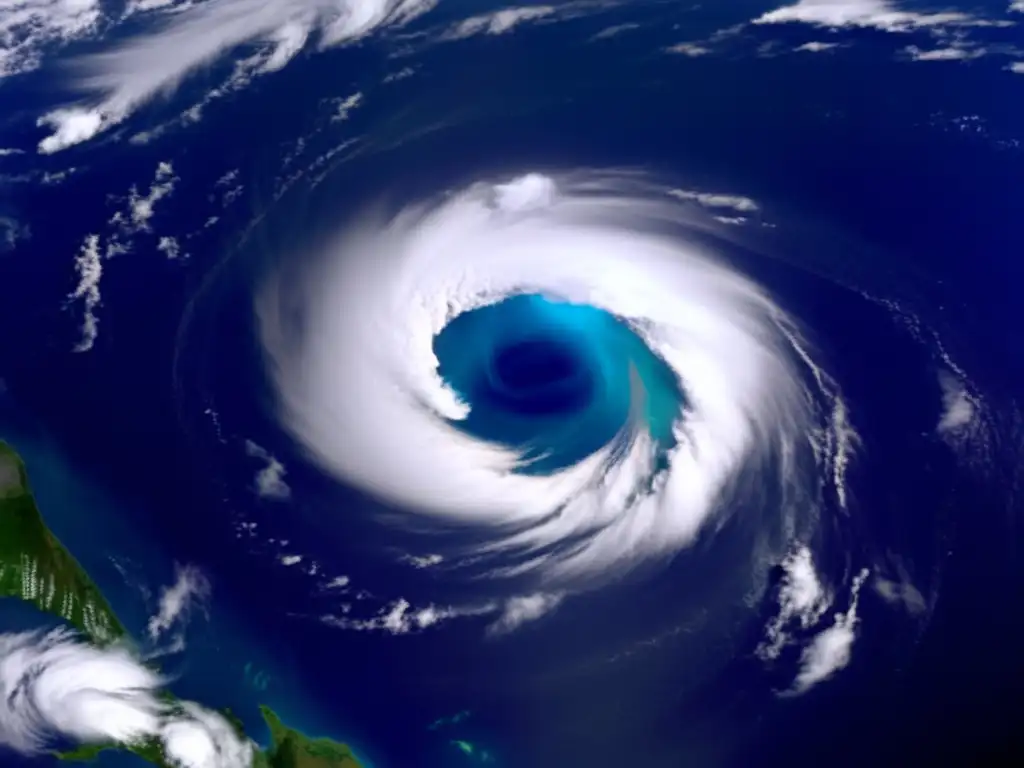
[257,171,854,588]
[0,629,251,767]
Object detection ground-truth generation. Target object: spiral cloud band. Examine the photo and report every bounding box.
[259,172,848,587]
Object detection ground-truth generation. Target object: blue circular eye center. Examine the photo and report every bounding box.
[487,337,591,414]
[433,293,683,474]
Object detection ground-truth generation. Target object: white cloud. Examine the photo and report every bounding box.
[67,233,103,352]
[1012,1,1024,13]
[905,45,984,61]
[0,148,25,155]
[0,0,102,79]
[244,440,291,500]
[324,575,350,589]
[794,41,840,52]
[666,42,710,56]
[331,91,363,122]
[0,629,251,767]
[401,553,443,568]
[322,598,460,634]
[486,593,562,635]
[785,568,870,695]
[35,0,437,152]
[1006,61,1024,72]
[446,6,555,39]
[146,564,210,643]
[758,545,831,661]
[668,188,760,213]
[157,236,182,259]
[753,0,1008,33]
[280,554,303,566]
[591,22,639,41]
[118,161,177,233]
[937,369,975,433]
[873,559,927,616]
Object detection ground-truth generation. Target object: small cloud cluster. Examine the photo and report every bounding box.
[0,628,251,768]
[752,0,1007,33]
[331,92,364,122]
[937,369,976,434]
[400,553,443,568]
[146,564,210,644]
[758,546,871,695]
[64,160,180,351]
[244,440,291,501]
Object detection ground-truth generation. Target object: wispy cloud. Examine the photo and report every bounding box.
[905,45,984,61]
[668,188,760,214]
[665,41,710,56]
[794,41,840,52]
[486,593,563,635]
[34,0,437,153]
[0,628,251,767]
[401,553,444,568]
[244,440,291,500]
[443,6,555,40]
[752,0,1010,33]
[146,564,210,643]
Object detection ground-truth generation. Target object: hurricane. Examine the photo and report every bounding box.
[256,170,853,594]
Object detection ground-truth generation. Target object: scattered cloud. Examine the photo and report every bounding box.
[0,148,25,156]
[0,628,251,767]
[486,593,563,635]
[280,554,303,566]
[794,41,840,52]
[146,564,210,643]
[157,235,182,259]
[445,6,555,39]
[331,91,363,122]
[382,65,416,82]
[33,0,437,152]
[110,161,178,234]
[665,41,710,56]
[752,0,1010,33]
[1012,1,1024,13]
[321,598,463,634]
[401,553,443,568]
[244,440,291,500]
[668,188,760,214]
[66,234,103,353]
[1006,61,1024,72]
[758,546,831,661]
[323,575,350,589]
[905,45,984,61]
[784,568,870,695]
[0,0,102,79]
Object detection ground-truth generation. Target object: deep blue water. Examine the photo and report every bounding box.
[1,2,1023,767]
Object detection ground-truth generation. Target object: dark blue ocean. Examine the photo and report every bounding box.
[1,1,1023,767]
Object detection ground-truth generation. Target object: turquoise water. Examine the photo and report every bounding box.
[433,294,683,474]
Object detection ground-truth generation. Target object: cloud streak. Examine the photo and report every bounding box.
[35,0,437,152]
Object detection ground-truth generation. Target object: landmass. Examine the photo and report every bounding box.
[0,441,364,768]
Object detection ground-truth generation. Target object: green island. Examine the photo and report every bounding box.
[0,441,364,768]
